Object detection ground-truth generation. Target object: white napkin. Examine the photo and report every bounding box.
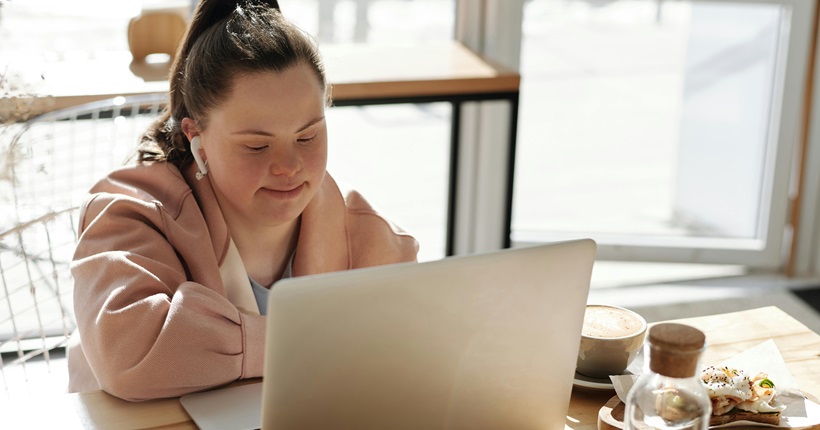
[609,340,820,428]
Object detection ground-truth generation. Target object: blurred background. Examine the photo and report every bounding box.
[3,0,819,271]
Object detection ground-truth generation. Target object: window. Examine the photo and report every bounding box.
[511,0,814,269]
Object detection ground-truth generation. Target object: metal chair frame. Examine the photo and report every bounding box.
[0,93,167,395]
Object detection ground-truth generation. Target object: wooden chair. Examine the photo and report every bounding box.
[128,10,187,64]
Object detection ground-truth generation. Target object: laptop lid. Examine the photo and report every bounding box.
[261,239,596,430]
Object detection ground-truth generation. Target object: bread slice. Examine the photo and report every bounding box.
[709,409,781,426]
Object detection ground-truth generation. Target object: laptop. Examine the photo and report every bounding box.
[181,239,596,430]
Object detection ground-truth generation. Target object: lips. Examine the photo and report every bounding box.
[261,182,305,200]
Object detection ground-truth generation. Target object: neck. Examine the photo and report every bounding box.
[230,217,300,287]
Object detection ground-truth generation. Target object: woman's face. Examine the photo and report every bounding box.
[188,64,328,230]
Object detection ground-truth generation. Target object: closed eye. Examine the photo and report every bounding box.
[297,135,316,144]
[245,145,268,153]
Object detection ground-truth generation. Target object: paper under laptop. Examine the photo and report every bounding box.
[181,239,596,430]
[180,382,263,430]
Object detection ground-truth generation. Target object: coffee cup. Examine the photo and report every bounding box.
[576,304,647,379]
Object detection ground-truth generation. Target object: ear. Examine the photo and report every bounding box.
[181,117,199,143]
[181,117,209,179]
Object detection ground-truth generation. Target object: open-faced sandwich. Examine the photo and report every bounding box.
[700,366,786,426]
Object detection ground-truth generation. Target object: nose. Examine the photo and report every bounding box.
[269,144,301,177]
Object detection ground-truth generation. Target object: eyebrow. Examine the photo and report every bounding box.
[231,116,326,137]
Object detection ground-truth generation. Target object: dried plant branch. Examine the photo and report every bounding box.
[1,54,49,194]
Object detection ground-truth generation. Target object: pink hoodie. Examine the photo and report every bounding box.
[68,162,418,401]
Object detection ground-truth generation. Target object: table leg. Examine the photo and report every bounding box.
[446,100,461,256]
[503,92,520,249]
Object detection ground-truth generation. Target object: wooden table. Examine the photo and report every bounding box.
[2,306,818,429]
[569,306,820,430]
[0,42,521,254]
[1,42,519,118]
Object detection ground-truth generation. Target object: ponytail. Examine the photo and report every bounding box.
[181,0,281,63]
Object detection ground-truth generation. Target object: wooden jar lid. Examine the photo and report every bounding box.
[648,323,706,378]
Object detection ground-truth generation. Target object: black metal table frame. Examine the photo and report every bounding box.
[333,90,520,256]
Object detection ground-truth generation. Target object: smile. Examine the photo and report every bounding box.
[261,183,305,200]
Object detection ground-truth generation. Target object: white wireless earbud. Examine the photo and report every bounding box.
[190,136,209,180]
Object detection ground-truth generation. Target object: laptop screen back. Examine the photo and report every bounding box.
[262,239,596,430]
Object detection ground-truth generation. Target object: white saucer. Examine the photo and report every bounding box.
[572,371,628,391]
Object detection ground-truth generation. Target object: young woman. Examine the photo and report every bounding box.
[67,0,418,401]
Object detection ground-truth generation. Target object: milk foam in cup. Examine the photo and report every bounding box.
[576,304,647,379]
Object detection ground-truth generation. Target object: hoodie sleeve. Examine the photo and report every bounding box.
[72,194,265,401]
[343,189,420,267]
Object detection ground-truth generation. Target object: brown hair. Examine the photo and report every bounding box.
[138,0,328,168]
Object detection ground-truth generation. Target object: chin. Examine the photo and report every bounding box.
[258,207,304,227]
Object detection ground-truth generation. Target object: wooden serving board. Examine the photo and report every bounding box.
[598,395,625,430]
[596,395,799,430]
